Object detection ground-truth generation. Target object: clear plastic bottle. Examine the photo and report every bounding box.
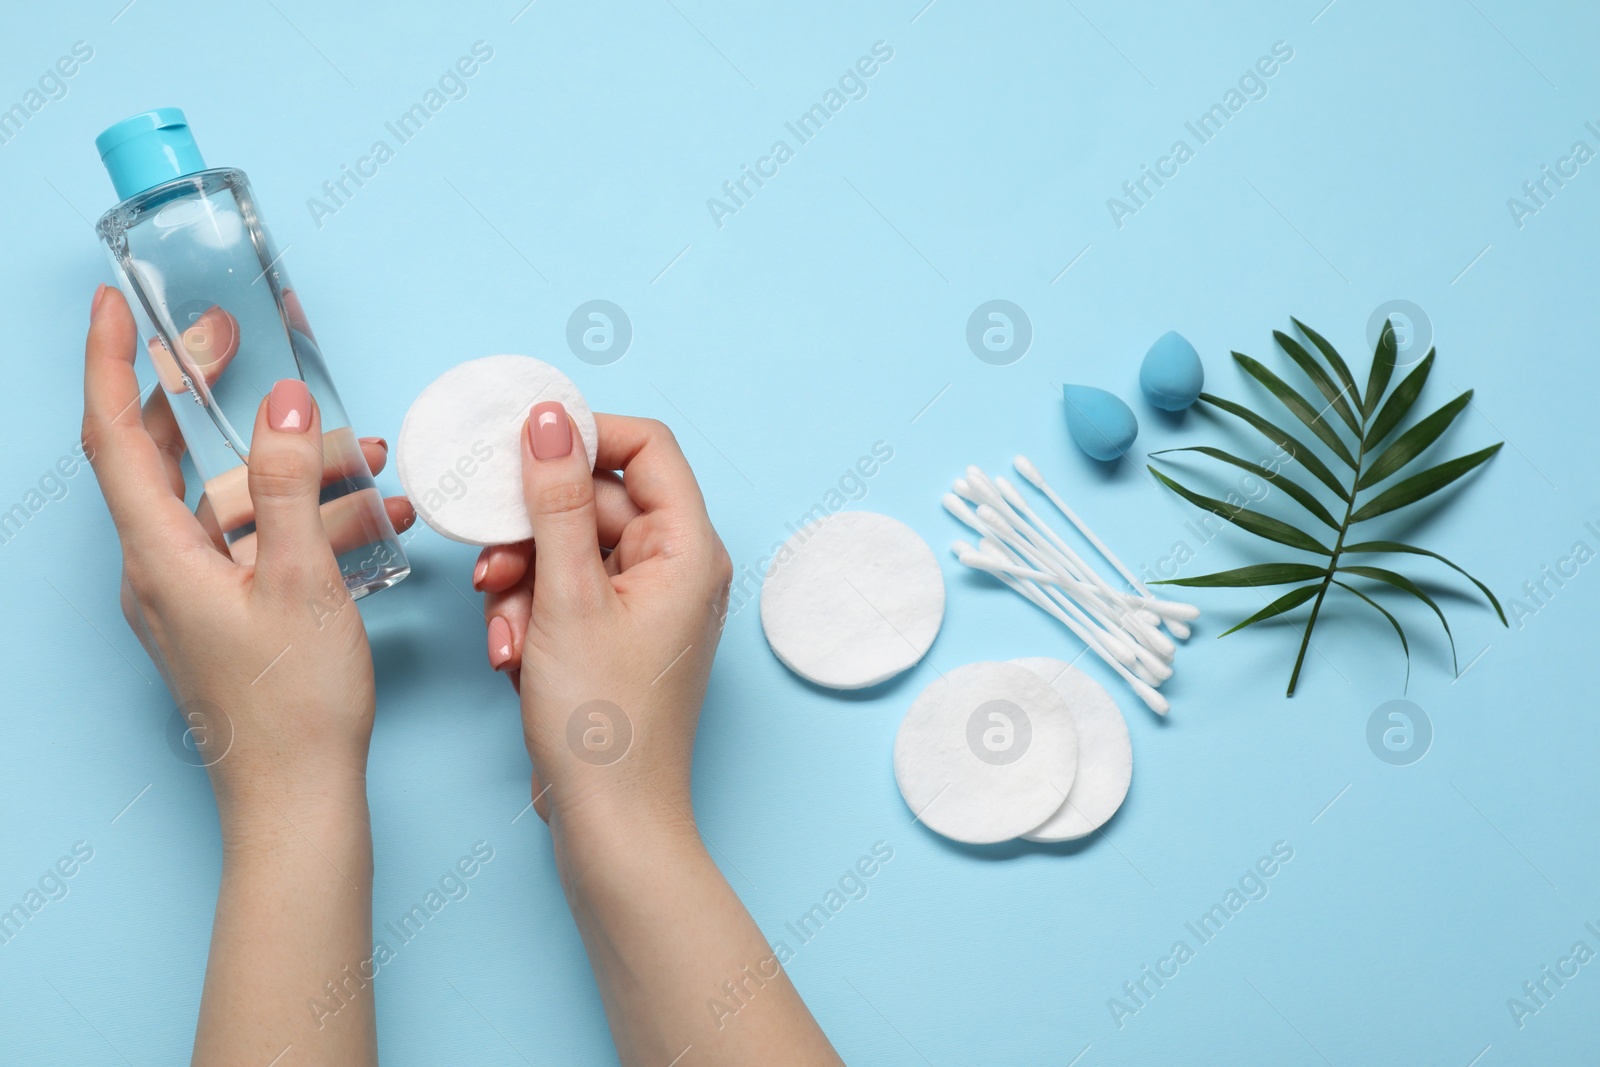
[94,109,408,598]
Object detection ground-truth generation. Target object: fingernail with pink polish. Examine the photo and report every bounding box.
[473,557,489,589]
[488,616,513,670]
[267,379,311,433]
[529,401,572,460]
[90,284,107,319]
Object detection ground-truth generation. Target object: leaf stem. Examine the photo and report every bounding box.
[1287,392,1370,695]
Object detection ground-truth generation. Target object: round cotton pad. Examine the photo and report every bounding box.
[396,354,599,545]
[1012,657,1132,842]
[893,661,1079,845]
[759,512,944,689]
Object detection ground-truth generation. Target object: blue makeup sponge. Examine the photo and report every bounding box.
[1063,385,1138,462]
[1139,331,1205,411]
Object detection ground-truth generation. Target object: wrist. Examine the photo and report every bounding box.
[548,781,702,880]
[215,769,371,858]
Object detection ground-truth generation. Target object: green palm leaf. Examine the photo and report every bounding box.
[1149,446,1340,529]
[1291,317,1363,412]
[1364,350,1435,450]
[1148,468,1333,555]
[1342,540,1506,624]
[1198,393,1350,501]
[1349,443,1502,523]
[1153,563,1329,588]
[1332,579,1410,689]
[1233,353,1358,468]
[1273,331,1361,434]
[1152,316,1503,696]
[1358,390,1473,490]
[1218,585,1321,637]
[1362,319,1398,419]
[1337,565,1458,672]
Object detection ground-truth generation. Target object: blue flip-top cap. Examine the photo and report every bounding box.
[96,108,207,201]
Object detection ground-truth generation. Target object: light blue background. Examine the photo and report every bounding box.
[2,1,1597,1063]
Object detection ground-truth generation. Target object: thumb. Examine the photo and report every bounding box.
[522,401,609,610]
[247,378,336,585]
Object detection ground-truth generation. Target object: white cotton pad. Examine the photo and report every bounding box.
[396,354,599,545]
[893,661,1079,845]
[1012,657,1133,842]
[759,511,945,689]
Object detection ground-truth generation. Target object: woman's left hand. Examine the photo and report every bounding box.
[82,285,412,822]
[84,284,402,1064]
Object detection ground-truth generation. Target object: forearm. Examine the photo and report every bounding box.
[193,780,378,1067]
[552,797,843,1067]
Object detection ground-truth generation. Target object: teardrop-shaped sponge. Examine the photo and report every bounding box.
[1139,331,1205,411]
[1063,385,1138,461]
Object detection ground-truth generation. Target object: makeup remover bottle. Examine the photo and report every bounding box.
[94,109,408,598]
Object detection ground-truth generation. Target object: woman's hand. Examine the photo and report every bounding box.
[84,286,411,818]
[474,405,843,1067]
[474,406,732,831]
[83,285,398,1065]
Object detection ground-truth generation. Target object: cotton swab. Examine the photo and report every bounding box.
[991,473,1171,627]
[1014,454,1196,640]
[947,463,1190,713]
[978,559,1169,708]
[944,508,1145,670]
[1012,455,1143,588]
[946,464,1193,714]
[964,484,1127,620]
[956,551,1077,589]
[973,503,1175,663]
[974,538,1173,682]
[985,560,1166,695]
[969,509,1150,666]
[957,481,1176,672]
[957,550,1195,622]
[953,540,1170,715]
[991,472,1117,591]
[1011,453,1183,608]
[965,468,1173,645]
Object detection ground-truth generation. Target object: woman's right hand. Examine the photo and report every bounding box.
[472,407,843,1067]
[474,407,733,832]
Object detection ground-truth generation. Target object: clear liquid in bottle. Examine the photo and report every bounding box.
[94,110,407,598]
